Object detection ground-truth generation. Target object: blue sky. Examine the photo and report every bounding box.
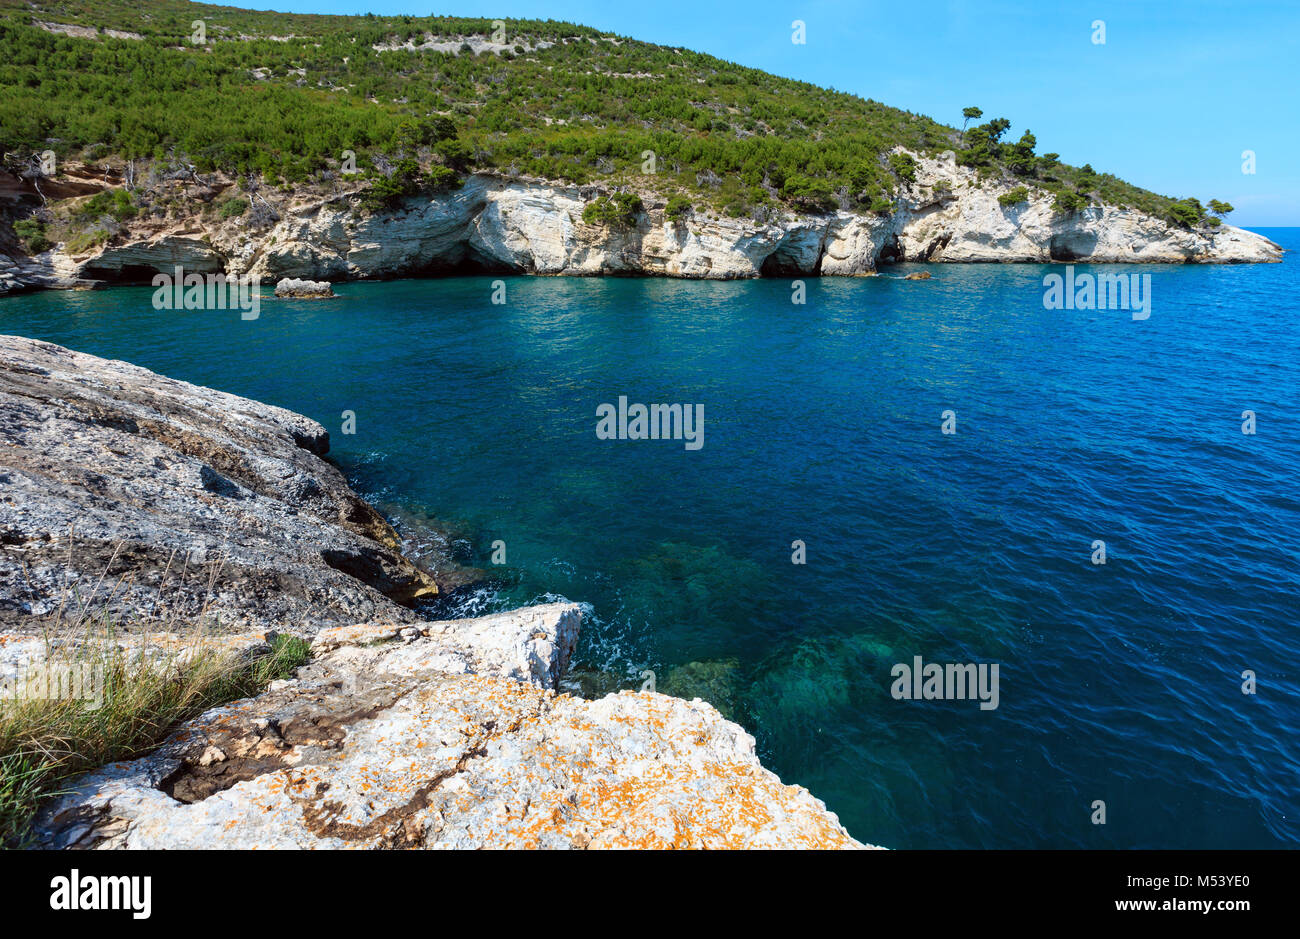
[241,0,1299,226]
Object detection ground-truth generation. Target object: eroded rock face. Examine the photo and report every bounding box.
[33,605,869,849]
[0,335,444,633]
[77,236,223,281]
[892,152,1279,264]
[3,155,1279,297]
[229,166,1286,276]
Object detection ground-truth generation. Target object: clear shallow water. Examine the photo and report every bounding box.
[3,230,1298,848]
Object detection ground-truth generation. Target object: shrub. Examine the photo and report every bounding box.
[582,192,644,228]
[433,137,472,171]
[64,228,110,254]
[357,157,463,211]
[1005,130,1037,176]
[1075,164,1099,193]
[888,151,917,183]
[998,186,1030,208]
[1053,190,1088,214]
[77,189,136,223]
[12,218,51,254]
[424,164,462,191]
[781,174,837,213]
[665,194,692,222]
[218,197,249,219]
[1165,197,1205,228]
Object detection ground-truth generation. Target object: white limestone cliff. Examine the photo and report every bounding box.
[2,150,1279,296]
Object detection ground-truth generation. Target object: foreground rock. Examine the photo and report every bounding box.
[274,277,335,299]
[0,335,446,633]
[1,338,868,848]
[34,604,868,849]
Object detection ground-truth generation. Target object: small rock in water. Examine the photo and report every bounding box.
[904,271,932,280]
[274,277,335,299]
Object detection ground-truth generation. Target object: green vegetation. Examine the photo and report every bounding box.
[888,151,917,184]
[0,631,311,846]
[998,186,1029,208]
[218,196,249,219]
[1165,197,1207,228]
[357,155,463,210]
[77,188,136,222]
[12,216,49,252]
[581,192,643,228]
[665,194,692,222]
[63,227,109,254]
[780,174,836,213]
[0,0,1229,229]
[1054,189,1089,214]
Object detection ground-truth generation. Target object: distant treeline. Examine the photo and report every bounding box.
[0,0,1220,226]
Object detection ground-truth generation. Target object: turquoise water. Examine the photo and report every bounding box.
[3,231,1298,848]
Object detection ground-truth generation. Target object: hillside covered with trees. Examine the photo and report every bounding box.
[0,0,1229,244]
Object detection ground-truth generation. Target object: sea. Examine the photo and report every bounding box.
[2,228,1296,847]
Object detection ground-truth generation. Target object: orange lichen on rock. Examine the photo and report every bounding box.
[33,604,874,850]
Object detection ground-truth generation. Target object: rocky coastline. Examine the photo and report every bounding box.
[0,151,1282,298]
[0,335,869,849]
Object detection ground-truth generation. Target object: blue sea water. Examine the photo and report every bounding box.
[2,230,1297,848]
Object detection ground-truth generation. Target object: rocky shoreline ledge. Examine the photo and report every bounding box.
[0,152,1282,297]
[0,335,445,631]
[0,336,869,849]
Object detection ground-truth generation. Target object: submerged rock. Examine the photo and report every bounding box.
[614,541,769,662]
[746,633,899,764]
[661,658,742,721]
[33,604,870,849]
[273,277,335,298]
[0,335,446,633]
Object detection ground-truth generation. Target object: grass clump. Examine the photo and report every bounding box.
[0,631,311,847]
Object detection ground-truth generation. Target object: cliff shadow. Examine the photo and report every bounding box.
[1048,230,1100,261]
